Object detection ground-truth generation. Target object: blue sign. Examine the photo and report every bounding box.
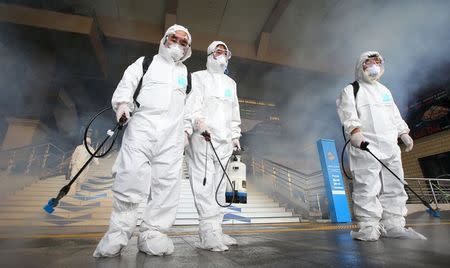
[316,139,351,223]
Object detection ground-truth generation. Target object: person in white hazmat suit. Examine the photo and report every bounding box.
[93,24,192,257]
[184,41,241,251]
[67,137,99,195]
[336,51,426,241]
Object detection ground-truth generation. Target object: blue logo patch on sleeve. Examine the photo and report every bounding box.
[382,93,392,102]
[178,76,187,87]
[224,88,232,98]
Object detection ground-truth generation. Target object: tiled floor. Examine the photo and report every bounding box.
[0,211,448,268]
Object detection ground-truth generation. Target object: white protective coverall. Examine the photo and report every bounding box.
[184,41,241,251]
[93,24,192,257]
[336,51,426,241]
[68,138,99,195]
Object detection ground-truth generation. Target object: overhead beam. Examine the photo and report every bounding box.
[0,3,92,34]
[0,4,108,78]
[256,0,291,59]
[0,3,342,75]
[256,32,270,59]
[261,0,291,33]
[98,17,341,74]
[164,0,178,31]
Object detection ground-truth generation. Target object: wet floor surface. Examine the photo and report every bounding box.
[0,212,449,268]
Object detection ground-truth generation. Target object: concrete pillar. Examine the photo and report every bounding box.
[21,50,56,118]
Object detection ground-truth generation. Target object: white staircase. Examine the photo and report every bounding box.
[0,152,300,227]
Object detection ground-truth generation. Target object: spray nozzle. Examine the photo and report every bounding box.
[427,207,441,218]
[43,198,58,214]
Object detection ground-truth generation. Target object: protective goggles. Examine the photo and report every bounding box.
[208,47,232,59]
[166,33,190,48]
[363,55,384,67]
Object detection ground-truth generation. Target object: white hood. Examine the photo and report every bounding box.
[159,24,192,63]
[355,51,385,83]
[206,40,230,73]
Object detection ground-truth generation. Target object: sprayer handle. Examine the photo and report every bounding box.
[119,114,128,125]
[201,131,211,142]
[360,141,370,151]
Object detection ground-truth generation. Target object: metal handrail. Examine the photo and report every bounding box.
[252,158,322,182]
[252,160,323,182]
[0,142,74,178]
[0,142,66,154]
[404,178,450,205]
[248,153,450,220]
[406,178,450,182]
[248,154,328,219]
[261,157,323,178]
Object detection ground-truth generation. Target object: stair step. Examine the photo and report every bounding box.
[0,211,293,220]
[0,203,280,211]
[0,216,301,226]
[0,206,287,213]
[0,157,301,226]
[2,197,274,205]
[12,191,268,197]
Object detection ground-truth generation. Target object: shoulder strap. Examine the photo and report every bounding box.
[351,81,359,99]
[133,56,192,108]
[133,56,152,108]
[186,72,192,94]
[342,81,360,140]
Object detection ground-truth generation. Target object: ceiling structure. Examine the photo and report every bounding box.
[0,0,449,127]
[1,0,448,86]
[0,1,327,112]
[0,0,347,72]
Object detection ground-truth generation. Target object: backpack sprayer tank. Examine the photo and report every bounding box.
[225,151,247,203]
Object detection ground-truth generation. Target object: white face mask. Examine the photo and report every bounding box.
[216,55,228,66]
[366,64,381,78]
[207,55,228,73]
[167,44,185,61]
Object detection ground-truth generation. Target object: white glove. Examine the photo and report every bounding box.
[232,138,241,151]
[116,103,130,124]
[194,118,209,133]
[400,133,413,152]
[350,132,365,148]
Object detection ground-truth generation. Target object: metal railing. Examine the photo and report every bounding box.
[247,150,450,220]
[404,178,450,206]
[247,154,329,219]
[0,143,73,179]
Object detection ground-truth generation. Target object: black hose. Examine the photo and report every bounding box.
[44,107,127,213]
[44,122,122,213]
[200,131,237,207]
[340,139,352,180]
[203,142,208,186]
[204,139,236,207]
[215,155,233,208]
[83,107,121,158]
[340,126,353,180]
